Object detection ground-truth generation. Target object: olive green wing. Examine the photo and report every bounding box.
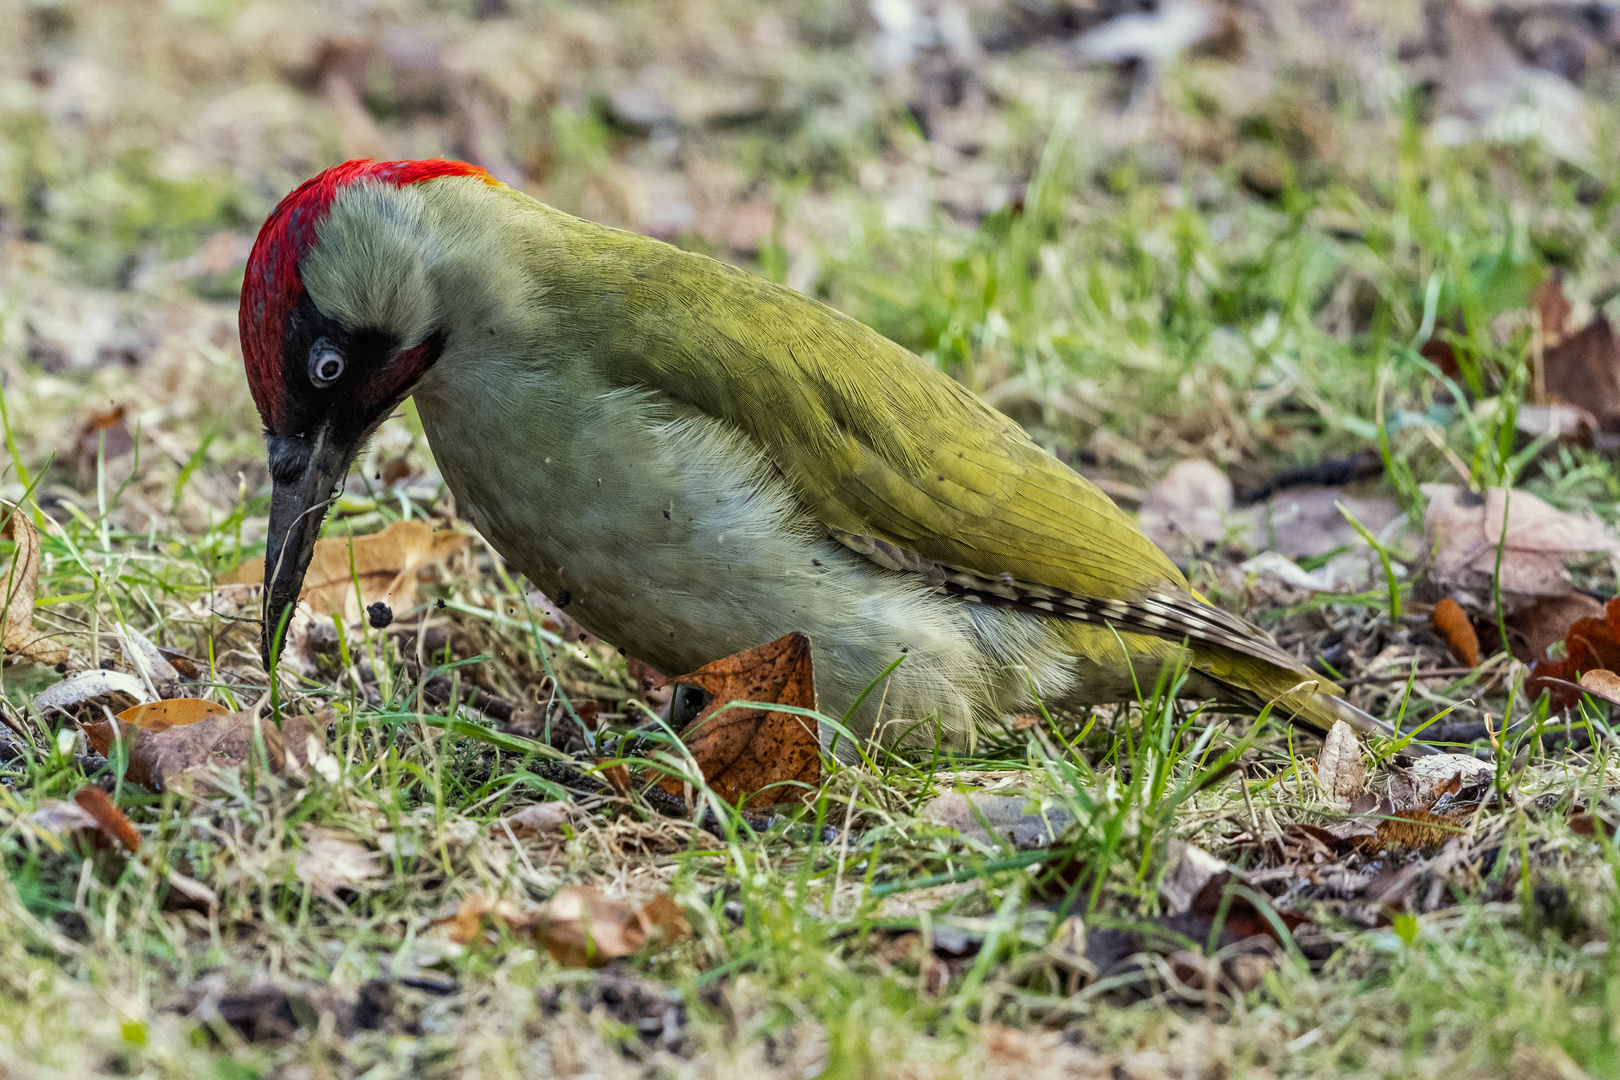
[545,224,1401,737]
[582,232,1187,602]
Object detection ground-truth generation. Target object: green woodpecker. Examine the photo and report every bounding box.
[241,158,1416,755]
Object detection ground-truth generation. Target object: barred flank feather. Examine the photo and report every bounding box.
[830,529,1415,745]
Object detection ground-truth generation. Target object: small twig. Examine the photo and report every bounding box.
[1234,449,1384,505]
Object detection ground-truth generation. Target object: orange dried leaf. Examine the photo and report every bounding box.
[73,787,140,852]
[447,895,494,945]
[635,894,690,948]
[219,519,468,621]
[88,703,327,791]
[116,697,231,731]
[595,760,633,793]
[1430,597,1480,668]
[663,632,821,810]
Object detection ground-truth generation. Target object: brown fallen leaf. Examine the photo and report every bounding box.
[296,828,383,902]
[83,699,327,791]
[1423,484,1618,604]
[1315,720,1367,808]
[661,631,821,810]
[498,801,573,837]
[1430,597,1480,668]
[1533,271,1574,349]
[1542,315,1620,433]
[1506,593,1604,664]
[541,886,688,967]
[1140,459,1232,556]
[596,759,633,794]
[443,887,689,968]
[1528,597,1620,709]
[73,787,140,852]
[71,405,135,490]
[220,519,468,622]
[1,501,68,665]
[1578,669,1620,707]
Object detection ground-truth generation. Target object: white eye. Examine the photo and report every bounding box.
[308,340,345,388]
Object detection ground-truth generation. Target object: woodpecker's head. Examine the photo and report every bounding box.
[241,158,497,666]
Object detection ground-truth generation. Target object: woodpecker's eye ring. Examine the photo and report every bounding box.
[308,341,345,388]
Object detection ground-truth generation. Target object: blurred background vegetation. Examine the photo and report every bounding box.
[5,0,1620,532]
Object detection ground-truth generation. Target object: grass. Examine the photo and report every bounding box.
[5,0,1620,1076]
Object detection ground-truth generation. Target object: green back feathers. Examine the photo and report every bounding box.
[517,199,1189,606]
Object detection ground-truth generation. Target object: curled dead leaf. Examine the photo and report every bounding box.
[662,632,821,810]
[34,669,150,723]
[1160,840,1229,915]
[71,406,134,489]
[24,799,102,846]
[1315,720,1367,808]
[73,787,140,852]
[1,502,68,665]
[541,886,689,968]
[84,698,328,791]
[1423,485,1618,604]
[1528,597,1620,709]
[1429,597,1480,668]
[1390,753,1496,811]
[1578,669,1620,706]
[499,801,573,837]
[220,519,468,622]
[105,625,180,684]
[1507,593,1604,664]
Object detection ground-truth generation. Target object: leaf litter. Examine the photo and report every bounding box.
[1,501,67,665]
[82,697,329,791]
[7,0,1620,1073]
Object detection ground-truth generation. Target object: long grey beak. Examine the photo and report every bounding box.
[262,425,355,668]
